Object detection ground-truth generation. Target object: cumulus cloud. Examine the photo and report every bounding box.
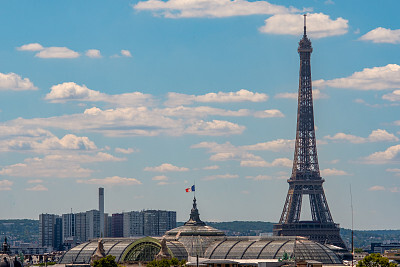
[240,157,292,168]
[134,0,298,18]
[369,185,385,191]
[0,133,97,153]
[9,106,247,137]
[144,163,189,172]
[324,129,398,144]
[17,43,44,51]
[85,49,102,58]
[36,47,80,58]
[165,90,268,106]
[320,168,349,176]
[185,120,245,136]
[0,152,124,178]
[115,147,136,154]
[121,50,132,57]
[45,82,153,106]
[359,27,400,44]
[0,72,37,91]
[314,64,400,90]
[77,176,142,185]
[275,89,328,100]
[364,144,400,164]
[382,90,400,102]
[26,185,48,191]
[192,140,292,168]
[242,139,294,152]
[0,180,13,191]
[161,106,283,119]
[259,13,348,39]
[203,173,238,181]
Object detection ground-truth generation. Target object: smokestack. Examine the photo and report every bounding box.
[99,187,104,237]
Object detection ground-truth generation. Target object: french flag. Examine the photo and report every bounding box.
[185,185,195,192]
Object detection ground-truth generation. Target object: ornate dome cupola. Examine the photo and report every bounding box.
[184,197,206,226]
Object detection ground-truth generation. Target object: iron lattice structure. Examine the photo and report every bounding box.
[273,16,346,249]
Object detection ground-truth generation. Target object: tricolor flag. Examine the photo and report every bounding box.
[185,185,195,192]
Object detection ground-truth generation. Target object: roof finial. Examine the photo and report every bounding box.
[303,14,307,37]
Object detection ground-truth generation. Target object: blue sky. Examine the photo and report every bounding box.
[0,0,399,230]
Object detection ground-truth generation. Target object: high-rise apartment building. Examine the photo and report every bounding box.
[143,210,176,236]
[75,212,87,243]
[111,213,124,237]
[99,188,104,238]
[39,213,62,250]
[62,213,76,242]
[123,211,144,237]
[86,210,100,240]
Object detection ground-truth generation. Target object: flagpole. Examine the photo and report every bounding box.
[194,180,196,198]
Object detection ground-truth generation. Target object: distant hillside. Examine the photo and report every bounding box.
[0,219,39,244]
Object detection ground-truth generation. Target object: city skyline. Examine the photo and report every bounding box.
[0,0,399,230]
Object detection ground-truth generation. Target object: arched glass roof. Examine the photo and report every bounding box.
[203,237,341,264]
[59,237,188,264]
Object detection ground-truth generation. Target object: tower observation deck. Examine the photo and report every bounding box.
[273,15,347,249]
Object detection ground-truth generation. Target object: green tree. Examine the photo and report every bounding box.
[93,255,118,267]
[357,253,397,267]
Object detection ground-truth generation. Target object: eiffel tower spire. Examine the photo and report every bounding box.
[273,15,346,249]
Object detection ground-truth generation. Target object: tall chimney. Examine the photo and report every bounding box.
[99,187,104,237]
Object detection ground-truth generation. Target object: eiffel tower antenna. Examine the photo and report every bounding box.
[273,18,346,249]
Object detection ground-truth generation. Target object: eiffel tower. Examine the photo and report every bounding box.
[273,15,346,249]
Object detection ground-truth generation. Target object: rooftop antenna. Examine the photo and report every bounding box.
[303,14,307,36]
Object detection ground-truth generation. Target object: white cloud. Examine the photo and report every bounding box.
[86,49,102,58]
[152,175,168,181]
[35,47,80,58]
[165,89,268,106]
[242,139,294,152]
[275,89,328,100]
[320,168,349,176]
[364,144,400,164]
[253,109,284,118]
[245,175,273,180]
[203,165,219,170]
[203,173,238,181]
[77,176,142,185]
[162,106,282,119]
[26,185,48,191]
[359,27,400,44]
[0,133,97,152]
[0,72,37,91]
[185,120,245,136]
[28,179,43,184]
[314,64,400,90]
[134,0,298,19]
[0,180,12,191]
[115,147,135,154]
[240,157,292,168]
[46,82,153,106]
[259,13,348,39]
[382,90,400,102]
[144,163,189,172]
[121,50,132,57]
[17,43,44,51]
[325,129,398,144]
[0,152,124,178]
[369,185,385,191]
